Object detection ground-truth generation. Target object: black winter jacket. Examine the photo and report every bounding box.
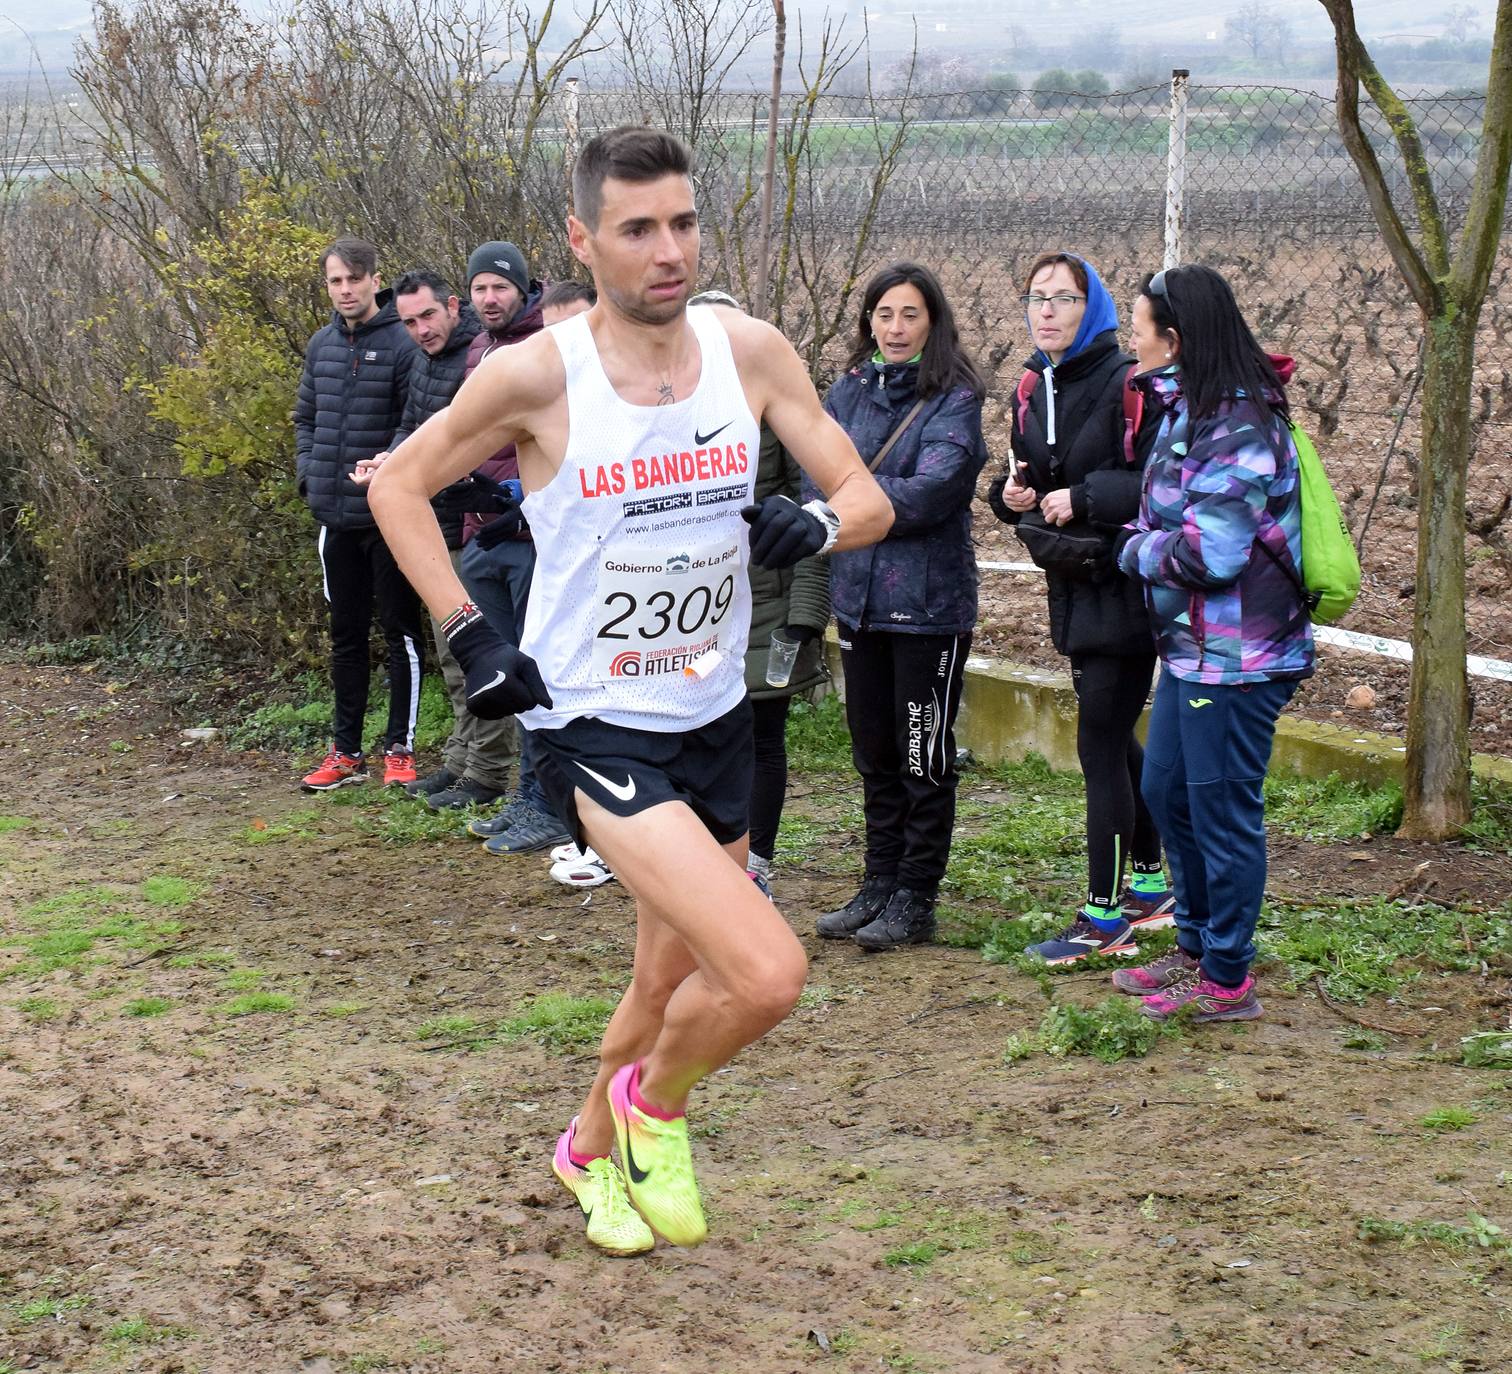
[389,305,483,549]
[294,289,416,530]
[814,359,987,637]
[999,330,1157,658]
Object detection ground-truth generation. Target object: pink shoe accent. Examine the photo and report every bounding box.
[626,1061,684,1123]
[553,1119,584,1179]
[563,1118,606,1170]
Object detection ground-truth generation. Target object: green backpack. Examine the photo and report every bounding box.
[1262,422,1360,625]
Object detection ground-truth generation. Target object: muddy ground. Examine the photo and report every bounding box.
[2,660,1511,1374]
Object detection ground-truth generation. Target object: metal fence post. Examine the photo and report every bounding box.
[1164,68,1189,269]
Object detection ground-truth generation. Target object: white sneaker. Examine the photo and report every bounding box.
[550,842,579,864]
[549,845,615,888]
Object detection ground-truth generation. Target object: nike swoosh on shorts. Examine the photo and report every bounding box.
[576,760,638,803]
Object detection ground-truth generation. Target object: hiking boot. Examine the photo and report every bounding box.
[1121,887,1178,930]
[1027,914,1138,966]
[1140,972,1263,1023]
[551,1118,654,1257]
[815,874,895,939]
[405,766,458,799]
[383,748,418,788]
[301,750,367,791]
[483,803,571,855]
[467,797,527,838]
[854,887,937,951]
[426,776,510,811]
[1111,947,1201,995]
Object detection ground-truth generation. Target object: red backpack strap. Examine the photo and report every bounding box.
[1120,368,1145,466]
[1015,369,1039,435]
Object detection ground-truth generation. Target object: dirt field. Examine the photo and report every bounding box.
[3,660,1511,1374]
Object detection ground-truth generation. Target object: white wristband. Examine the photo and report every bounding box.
[802,499,842,555]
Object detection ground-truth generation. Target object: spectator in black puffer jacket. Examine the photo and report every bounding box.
[294,237,423,793]
[985,250,1173,968]
[808,261,989,952]
[386,269,517,812]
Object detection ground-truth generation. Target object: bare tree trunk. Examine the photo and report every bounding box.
[1402,314,1478,835]
[752,0,785,320]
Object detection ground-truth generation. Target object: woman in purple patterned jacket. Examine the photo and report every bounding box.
[1112,264,1315,1023]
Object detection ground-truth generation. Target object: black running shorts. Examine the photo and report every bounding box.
[529,698,754,850]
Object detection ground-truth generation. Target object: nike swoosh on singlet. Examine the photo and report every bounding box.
[693,421,731,446]
[470,669,508,698]
[575,760,638,802]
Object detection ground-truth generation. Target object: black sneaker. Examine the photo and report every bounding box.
[426,777,511,811]
[467,797,528,838]
[815,875,896,939]
[854,888,936,951]
[405,766,459,799]
[483,804,572,855]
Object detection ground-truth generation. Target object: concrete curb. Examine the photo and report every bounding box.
[821,637,1512,790]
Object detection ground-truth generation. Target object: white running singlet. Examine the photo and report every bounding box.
[516,306,760,732]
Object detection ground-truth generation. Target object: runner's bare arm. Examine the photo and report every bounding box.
[365,335,560,618]
[728,316,893,551]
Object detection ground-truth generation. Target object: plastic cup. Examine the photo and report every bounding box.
[765,629,801,688]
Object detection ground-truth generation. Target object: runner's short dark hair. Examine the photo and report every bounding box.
[542,280,597,311]
[394,269,454,303]
[320,236,378,278]
[572,126,692,230]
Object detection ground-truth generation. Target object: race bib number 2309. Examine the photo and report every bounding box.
[591,538,740,682]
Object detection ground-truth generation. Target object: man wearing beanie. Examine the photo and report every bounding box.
[456,242,572,856]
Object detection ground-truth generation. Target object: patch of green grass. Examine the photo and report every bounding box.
[20,885,121,928]
[934,903,1004,949]
[774,813,827,863]
[416,1014,485,1045]
[106,1316,190,1344]
[5,885,184,977]
[500,993,615,1054]
[785,694,853,773]
[0,815,31,833]
[1263,772,1404,841]
[883,1240,941,1268]
[1342,1029,1388,1051]
[167,949,237,969]
[1420,1105,1478,1132]
[325,1002,365,1018]
[352,793,468,845]
[1359,1212,1510,1254]
[1259,894,1512,1003]
[16,996,60,1022]
[1461,1031,1512,1068]
[945,754,1085,904]
[347,1356,396,1372]
[1006,996,1171,1064]
[221,992,295,1017]
[241,809,322,844]
[14,1293,91,1324]
[220,968,267,991]
[141,876,205,907]
[852,1212,903,1232]
[123,997,173,1018]
[226,671,453,755]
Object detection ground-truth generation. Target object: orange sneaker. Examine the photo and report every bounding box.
[301,750,367,791]
[383,748,418,787]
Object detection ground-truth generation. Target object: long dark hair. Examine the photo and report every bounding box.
[1140,264,1283,424]
[844,261,985,400]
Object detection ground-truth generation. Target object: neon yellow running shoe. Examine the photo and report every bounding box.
[606,1062,707,1247]
[552,1118,654,1257]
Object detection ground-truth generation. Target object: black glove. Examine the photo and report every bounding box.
[444,610,552,718]
[783,623,820,645]
[472,507,526,549]
[741,495,834,570]
[431,474,523,517]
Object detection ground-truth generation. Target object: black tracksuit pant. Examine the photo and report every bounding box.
[318,525,425,757]
[839,627,970,897]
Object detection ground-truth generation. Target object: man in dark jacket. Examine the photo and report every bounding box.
[454,241,571,857]
[389,270,517,810]
[295,237,422,791]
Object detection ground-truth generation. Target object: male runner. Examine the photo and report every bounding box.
[364,126,892,1254]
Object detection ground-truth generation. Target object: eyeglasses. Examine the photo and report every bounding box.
[1019,293,1085,313]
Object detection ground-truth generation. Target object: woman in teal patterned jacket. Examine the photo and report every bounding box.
[1112,264,1314,1024]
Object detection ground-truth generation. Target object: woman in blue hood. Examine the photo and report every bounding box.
[986,251,1172,965]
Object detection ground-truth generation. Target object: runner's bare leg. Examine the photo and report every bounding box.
[569,795,806,1153]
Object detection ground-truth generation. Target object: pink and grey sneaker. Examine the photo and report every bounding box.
[1121,887,1177,930]
[1140,972,1263,1023]
[1111,947,1200,995]
[551,1118,654,1257]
